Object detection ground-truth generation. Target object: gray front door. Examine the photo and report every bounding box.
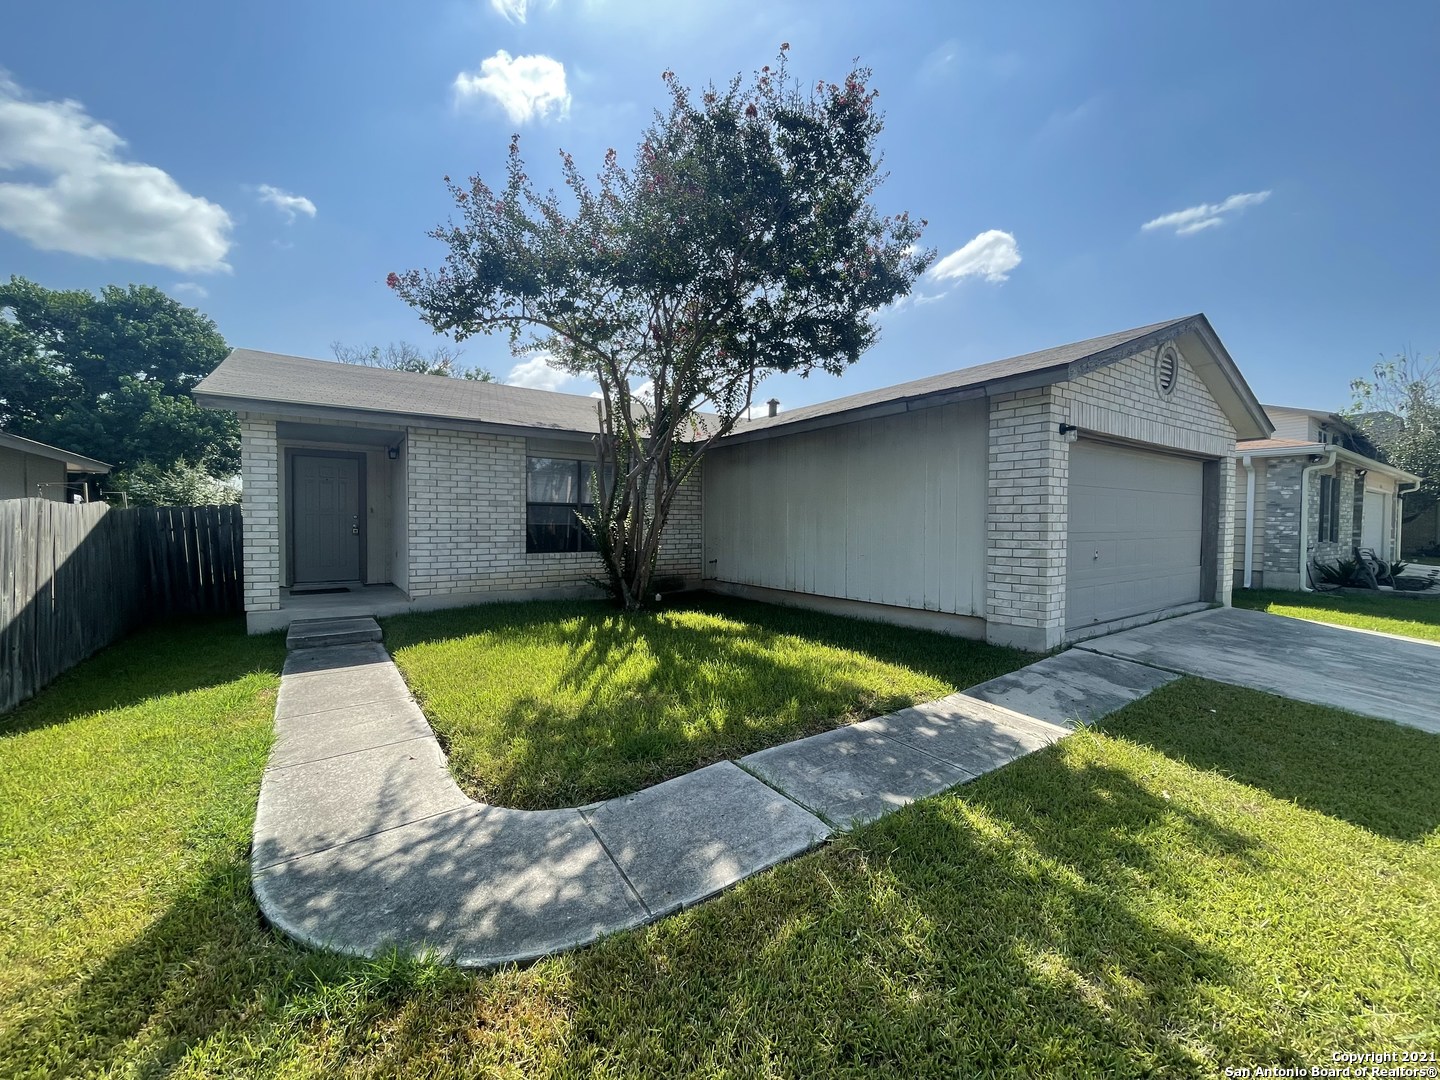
[292,454,362,584]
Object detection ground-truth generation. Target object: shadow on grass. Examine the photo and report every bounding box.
[1097,677,1440,842]
[552,745,1297,1074]
[0,845,472,1078]
[383,593,1034,809]
[0,616,286,740]
[36,700,1439,1073]
[383,592,1032,694]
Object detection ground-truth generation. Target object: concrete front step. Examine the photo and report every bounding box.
[285,617,383,651]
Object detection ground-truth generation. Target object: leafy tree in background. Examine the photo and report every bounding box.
[1349,350,1440,521]
[118,459,241,506]
[331,340,496,381]
[0,276,236,502]
[390,48,931,608]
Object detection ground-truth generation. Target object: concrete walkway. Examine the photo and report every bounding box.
[256,625,1182,967]
[1078,606,1440,734]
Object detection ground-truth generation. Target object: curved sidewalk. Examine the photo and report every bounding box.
[252,638,1122,968]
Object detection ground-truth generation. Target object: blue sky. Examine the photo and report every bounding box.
[3,0,1438,414]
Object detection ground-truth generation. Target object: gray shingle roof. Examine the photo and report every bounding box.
[194,314,1269,441]
[193,349,604,433]
[740,317,1198,433]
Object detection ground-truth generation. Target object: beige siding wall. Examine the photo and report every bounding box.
[1265,408,1318,442]
[703,400,989,616]
[0,447,66,501]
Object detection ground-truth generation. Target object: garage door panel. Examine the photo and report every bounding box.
[1067,441,1204,630]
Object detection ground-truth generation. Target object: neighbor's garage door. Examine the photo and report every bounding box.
[1066,440,1204,630]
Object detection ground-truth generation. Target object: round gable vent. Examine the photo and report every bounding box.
[1155,347,1179,399]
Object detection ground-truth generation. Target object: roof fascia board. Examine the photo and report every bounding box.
[0,432,111,472]
[193,393,601,440]
[1238,443,1420,482]
[1185,317,1273,440]
[718,388,987,447]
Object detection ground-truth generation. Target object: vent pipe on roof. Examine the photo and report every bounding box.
[766,398,780,417]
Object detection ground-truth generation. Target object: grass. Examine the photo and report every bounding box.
[1234,587,1440,642]
[3,617,1439,1075]
[380,594,1034,809]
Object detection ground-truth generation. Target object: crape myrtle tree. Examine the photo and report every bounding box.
[389,47,932,609]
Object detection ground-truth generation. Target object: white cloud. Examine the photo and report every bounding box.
[0,74,232,272]
[928,229,1022,284]
[256,184,316,224]
[507,355,577,391]
[455,51,570,124]
[171,281,208,300]
[489,0,529,21]
[1141,190,1271,237]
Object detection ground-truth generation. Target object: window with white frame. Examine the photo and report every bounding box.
[1317,474,1341,543]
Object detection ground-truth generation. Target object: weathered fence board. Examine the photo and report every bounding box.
[0,500,244,715]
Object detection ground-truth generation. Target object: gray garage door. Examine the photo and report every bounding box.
[1066,440,1204,630]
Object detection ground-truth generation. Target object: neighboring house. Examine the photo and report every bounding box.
[1404,502,1440,558]
[1231,406,1421,590]
[0,432,110,502]
[193,314,1271,649]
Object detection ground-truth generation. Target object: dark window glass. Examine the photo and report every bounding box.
[525,456,611,553]
[1318,475,1341,544]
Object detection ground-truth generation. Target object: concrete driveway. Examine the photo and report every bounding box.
[1077,606,1440,734]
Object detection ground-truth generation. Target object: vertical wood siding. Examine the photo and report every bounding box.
[703,401,988,616]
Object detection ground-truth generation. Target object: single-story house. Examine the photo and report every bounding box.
[0,431,110,502]
[193,313,1271,649]
[1231,405,1420,590]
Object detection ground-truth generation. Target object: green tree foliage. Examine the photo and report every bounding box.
[330,340,495,381]
[1349,351,1440,521]
[117,458,241,506]
[0,277,236,494]
[390,49,931,607]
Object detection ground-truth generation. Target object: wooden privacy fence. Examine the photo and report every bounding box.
[0,500,243,714]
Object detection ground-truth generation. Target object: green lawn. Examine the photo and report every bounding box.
[1234,587,1440,642]
[380,595,1033,809]
[4,616,1439,1076]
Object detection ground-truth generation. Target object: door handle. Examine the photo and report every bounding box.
[352,515,360,536]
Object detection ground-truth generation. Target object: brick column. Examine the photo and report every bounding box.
[1215,455,1237,606]
[239,416,280,613]
[986,388,1068,652]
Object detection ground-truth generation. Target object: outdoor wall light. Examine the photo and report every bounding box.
[387,445,400,460]
[1058,423,1078,435]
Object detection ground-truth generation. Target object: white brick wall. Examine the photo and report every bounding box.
[404,428,703,598]
[239,414,280,612]
[1060,345,1233,455]
[985,386,1069,649]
